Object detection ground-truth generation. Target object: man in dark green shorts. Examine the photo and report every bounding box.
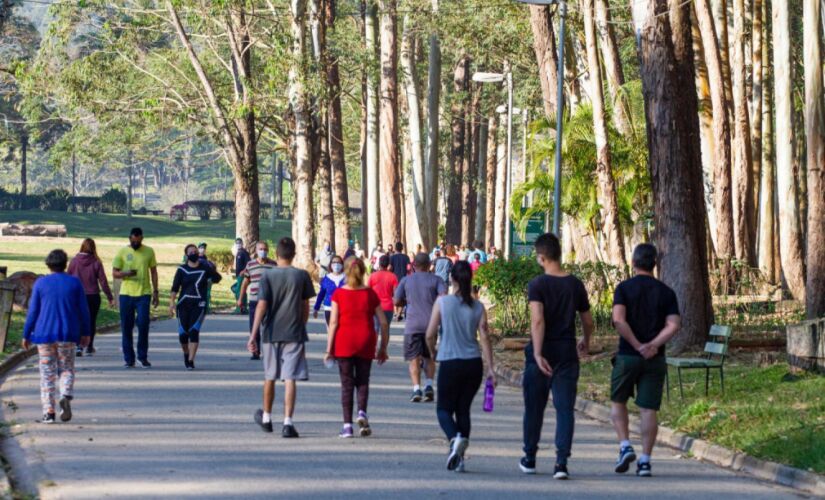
[610,243,681,477]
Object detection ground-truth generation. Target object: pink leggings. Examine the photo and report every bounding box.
[37,343,76,415]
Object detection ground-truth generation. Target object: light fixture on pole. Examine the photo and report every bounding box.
[514,0,566,236]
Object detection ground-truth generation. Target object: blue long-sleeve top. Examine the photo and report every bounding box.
[313,273,346,312]
[23,273,91,345]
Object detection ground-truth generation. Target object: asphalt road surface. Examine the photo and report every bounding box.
[0,316,805,499]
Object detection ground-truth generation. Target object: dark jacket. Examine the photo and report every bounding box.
[68,253,114,300]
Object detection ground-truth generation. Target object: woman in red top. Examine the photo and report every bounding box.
[367,254,398,326]
[325,257,390,439]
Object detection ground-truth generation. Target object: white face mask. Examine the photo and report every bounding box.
[257,250,268,259]
[331,263,343,274]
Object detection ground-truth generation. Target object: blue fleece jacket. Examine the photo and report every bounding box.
[313,273,345,312]
[23,273,91,345]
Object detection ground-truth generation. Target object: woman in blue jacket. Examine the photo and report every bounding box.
[313,255,345,325]
[23,250,91,424]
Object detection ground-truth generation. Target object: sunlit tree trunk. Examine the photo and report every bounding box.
[751,0,763,256]
[425,0,440,248]
[311,0,334,252]
[758,0,777,283]
[462,83,479,246]
[493,115,507,251]
[365,1,381,250]
[484,115,498,249]
[529,5,559,119]
[594,0,631,135]
[378,0,401,246]
[446,56,469,244]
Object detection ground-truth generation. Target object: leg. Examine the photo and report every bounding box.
[247,300,259,356]
[86,294,101,349]
[338,358,356,424]
[354,357,372,413]
[56,343,77,399]
[436,360,459,440]
[639,409,658,457]
[283,380,296,419]
[522,362,552,458]
[187,307,205,362]
[551,362,579,465]
[135,295,151,362]
[263,380,275,413]
[454,359,483,438]
[677,367,684,399]
[610,403,630,442]
[324,310,331,325]
[119,295,136,364]
[408,357,422,388]
[37,344,58,415]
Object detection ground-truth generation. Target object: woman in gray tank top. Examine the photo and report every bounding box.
[425,260,496,473]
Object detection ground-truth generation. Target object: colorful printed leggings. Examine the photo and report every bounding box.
[37,343,76,415]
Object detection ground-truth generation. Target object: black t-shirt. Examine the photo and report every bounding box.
[613,275,679,357]
[390,253,411,283]
[525,274,590,367]
[171,264,222,305]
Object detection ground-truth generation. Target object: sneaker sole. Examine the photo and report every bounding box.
[253,411,273,433]
[42,418,55,424]
[637,470,652,477]
[424,394,434,402]
[410,396,422,403]
[553,472,569,480]
[446,452,461,471]
[59,398,72,422]
[356,417,371,437]
[615,452,637,473]
[519,464,537,475]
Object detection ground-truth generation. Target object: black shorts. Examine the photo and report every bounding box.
[404,333,431,361]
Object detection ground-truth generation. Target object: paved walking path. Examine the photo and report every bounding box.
[0,316,804,499]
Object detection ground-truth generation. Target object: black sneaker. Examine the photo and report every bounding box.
[519,456,537,474]
[282,424,299,438]
[58,397,72,422]
[138,359,152,368]
[410,389,423,403]
[42,413,56,424]
[187,360,195,371]
[86,346,96,355]
[76,348,84,357]
[615,445,637,473]
[250,354,261,361]
[124,362,135,368]
[254,409,273,433]
[636,461,652,477]
[423,386,435,402]
[553,463,569,480]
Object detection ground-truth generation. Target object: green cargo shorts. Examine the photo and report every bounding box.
[610,354,667,411]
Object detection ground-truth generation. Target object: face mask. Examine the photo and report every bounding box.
[331,263,343,273]
[130,241,141,250]
[187,253,199,263]
[257,250,268,259]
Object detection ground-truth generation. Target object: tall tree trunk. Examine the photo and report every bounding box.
[493,115,508,251]
[378,0,401,246]
[711,0,734,123]
[804,0,825,318]
[692,12,717,250]
[360,5,369,248]
[19,133,27,203]
[772,0,807,300]
[475,120,488,243]
[758,0,777,283]
[425,0,441,248]
[731,0,755,264]
[325,0,351,254]
[583,0,625,265]
[594,0,631,135]
[446,56,469,244]
[751,0,763,255]
[484,116,498,249]
[401,14,429,248]
[310,0,334,252]
[365,1,381,250]
[633,0,714,351]
[564,30,581,112]
[695,0,735,259]
[462,83,479,246]
[529,5,559,119]
[126,152,133,217]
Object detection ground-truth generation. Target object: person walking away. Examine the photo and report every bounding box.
[238,241,277,360]
[170,244,223,370]
[470,254,482,274]
[425,260,495,472]
[249,237,316,438]
[610,244,680,477]
[324,257,390,438]
[446,245,459,265]
[472,241,488,263]
[68,238,114,356]
[390,242,411,320]
[369,242,384,272]
[394,253,446,402]
[23,250,90,424]
[314,255,346,325]
[112,227,159,368]
[520,233,594,480]
[368,255,398,330]
[316,241,334,279]
[233,238,251,314]
[431,248,453,289]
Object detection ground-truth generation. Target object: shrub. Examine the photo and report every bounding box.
[214,201,234,219]
[100,188,127,213]
[186,200,212,220]
[170,203,188,221]
[71,196,100,213]
[474,256,542,336]
[208,248,233,273]
[39,189,71,211]
[0,188,15,210]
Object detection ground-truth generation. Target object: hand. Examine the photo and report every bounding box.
[313,310,318,319]
[79,336,90,348]
[169,305,176,317]
[152,291,159,308]
[376,348,388,365]
[247,333,259,354]
[638,343,657,360]
[577,338,590,358]
[487,369,497,387]
[22,339,30,350]
[108,299,115,308]
[534,354,553,377]
[236,299,243,308]
[323,352,333,364]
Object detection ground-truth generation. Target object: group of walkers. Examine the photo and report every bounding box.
[21,225,681,480]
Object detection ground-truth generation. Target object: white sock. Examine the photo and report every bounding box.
[425,379,434,388]
[262,412,272,424]
[640,454,651,464]
[620,440,631,449]
[284,417,293,426]
[413,384,421,392]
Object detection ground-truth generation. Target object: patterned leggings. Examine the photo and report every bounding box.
[37,343,76,415]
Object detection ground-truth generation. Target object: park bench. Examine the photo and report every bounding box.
[666,324,732,400]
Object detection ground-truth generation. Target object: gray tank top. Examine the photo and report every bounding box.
[437,295,483,361]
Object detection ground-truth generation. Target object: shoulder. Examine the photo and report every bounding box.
[527,274,547,289]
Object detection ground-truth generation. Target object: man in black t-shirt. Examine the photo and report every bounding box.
[389,242,411,320]
[610,243,680,478]
[519,233,594,480]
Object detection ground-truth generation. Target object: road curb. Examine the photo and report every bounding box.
[493,363,825,497]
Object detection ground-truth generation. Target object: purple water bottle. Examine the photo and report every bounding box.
[483,377,495,412]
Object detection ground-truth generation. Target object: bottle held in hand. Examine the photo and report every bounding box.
[483,376,495,412]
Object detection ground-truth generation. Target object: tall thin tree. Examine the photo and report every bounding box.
[378,0,402,246]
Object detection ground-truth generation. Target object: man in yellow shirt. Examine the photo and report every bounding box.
[112,227,159,368]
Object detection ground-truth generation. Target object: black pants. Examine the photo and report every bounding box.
[522,360,579,465]
[436,358,483,440]
[85,294,101,348]
[338,357,372,424]
[177,300,206,344]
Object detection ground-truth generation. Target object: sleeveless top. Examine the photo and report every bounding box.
[437,295,483,361]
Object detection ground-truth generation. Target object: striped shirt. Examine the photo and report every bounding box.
[242,259,276,301]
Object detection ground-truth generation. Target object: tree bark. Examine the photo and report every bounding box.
[804,0,825,318]
[758,0,777,283]
[446,56,469,244]
[493,115,508,251]
[692,13,717,250]
[484,116,498,250]
[365,1,381,250]
[772,0,807,300]
[425,0,441,249]
[711,0,734,123]
[19,133,27,203]
[359,4,368,248]
[462,83,479,246]
[583,0,625,266]
[594,0,631,135]
[564,30,581,112]
[475,120,488,243]
[751,0,763,255]
[633,0,713,351]
[378,0,401,247]
[528,5,559,119]
[126,152,133,217]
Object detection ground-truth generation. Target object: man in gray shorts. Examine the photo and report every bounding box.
[249,237,316,438]
[394,253,447,402]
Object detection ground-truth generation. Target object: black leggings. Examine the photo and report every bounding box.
[86,294,101,348]
[177,301,206,344]
[436,358,483,440]
[338,357,372,424]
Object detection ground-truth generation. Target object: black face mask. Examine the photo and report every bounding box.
[130,241,141,250]
[187,253,199,263]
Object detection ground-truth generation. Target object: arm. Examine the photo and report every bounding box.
[97,262,114,303]
[612,304,643,352]
[424,300,441,360]
[247,299,268,354]
[375,304,390,364]
[22,284,40,349]
[208,266,223,284]
[150,266,159,307]
[169,269,182,316]
[530,301,552,376]
[237,275,250,307]
[478,306,495,383]
[302,299,310,325]
[112,267,135,280]
[641,315,681,358]
[313,279,327,316]
[324,301,339,363]
[577,310,595,357]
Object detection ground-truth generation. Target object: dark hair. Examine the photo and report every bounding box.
[378,254,390,269]
[331,254,344,265]
[130,227,143,237]
[414,252,430,270]
[184,244,198,255]
[451,261,475,306]
[534,232,561,262]
[45,249,68,272]
[395,241,404,252]
[276,237,297,260]
[632,243,657,272]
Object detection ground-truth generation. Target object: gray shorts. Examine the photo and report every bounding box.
[262,342,309,381]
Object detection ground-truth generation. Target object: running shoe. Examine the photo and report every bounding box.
[42,413,55,424]
[187,360,195,371]
[282,424,300,438]
[615,445,637,473]
[423,386,435,402]
[138,359,152,368]
[250,354,261,361]
[553,464,570,480]
[339,424,354,438]
[519,456,537,474]
[58,397,72,422]
[124,362,135,368]
[183,354,190,369]
[446,436,468,471]
[86,346,96,355]
[254,409,273,433]
[356,410,371,437]
[636,461,652,477]
[455,457,466,473]
[76,348,83,357]
[410,389,423,403]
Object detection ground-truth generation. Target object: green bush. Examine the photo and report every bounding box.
[474,256,542,336]
[100,188,127,213]
[40,189,71,211]
[208,248,233,273]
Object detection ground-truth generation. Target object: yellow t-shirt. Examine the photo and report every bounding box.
[113,245,157,297]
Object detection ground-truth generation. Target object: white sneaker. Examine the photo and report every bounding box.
[447,435,469,471]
